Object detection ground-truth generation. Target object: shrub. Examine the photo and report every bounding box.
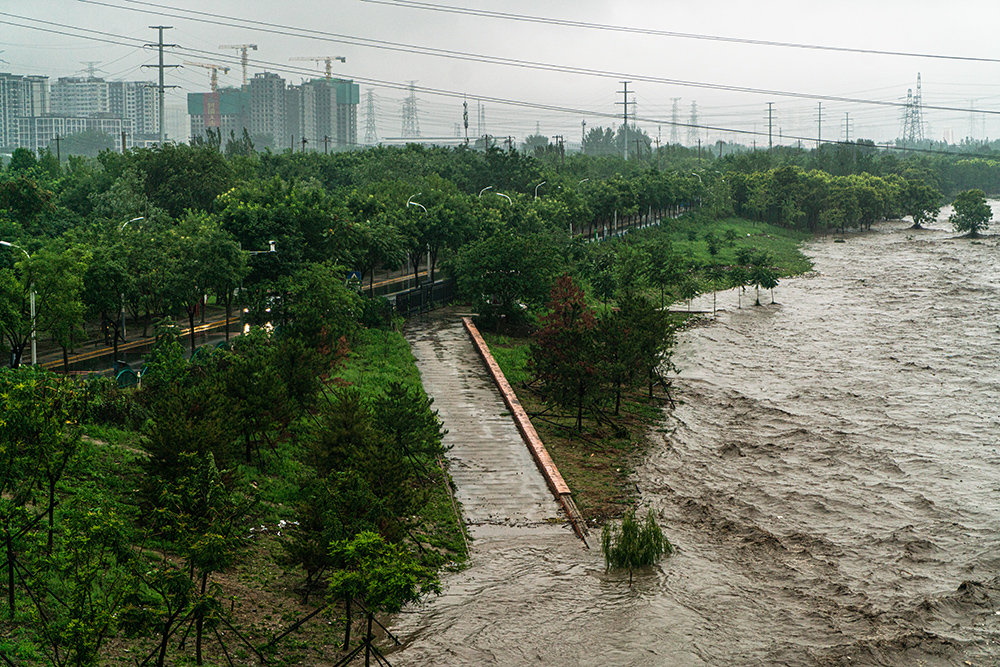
[601,507,672,586]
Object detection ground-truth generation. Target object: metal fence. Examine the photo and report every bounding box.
[389,279,456,318]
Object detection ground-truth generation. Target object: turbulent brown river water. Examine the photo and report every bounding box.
[393,209,1000,667]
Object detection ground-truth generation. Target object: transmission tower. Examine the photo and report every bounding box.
[914,73,926,141]
[670,98,680,144]
[364,88,378,145]
[899,73,926,144]
[968,99,977,142]
[401,81,420,138]
[80,61,104,79]
[687,101,699,146]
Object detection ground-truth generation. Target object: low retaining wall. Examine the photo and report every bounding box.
[462,317,590,547]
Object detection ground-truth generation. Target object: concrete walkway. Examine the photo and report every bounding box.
[405,311,568,538]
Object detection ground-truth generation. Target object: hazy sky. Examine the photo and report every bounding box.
[5,0,1000,146]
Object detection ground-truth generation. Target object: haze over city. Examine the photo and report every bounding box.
[5,0,1000,146]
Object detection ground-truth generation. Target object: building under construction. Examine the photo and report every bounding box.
[188,73,359,151]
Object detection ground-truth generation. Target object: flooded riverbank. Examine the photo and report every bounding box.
[393,213,1000,666]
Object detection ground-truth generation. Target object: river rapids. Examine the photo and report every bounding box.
[393,209,1000,666]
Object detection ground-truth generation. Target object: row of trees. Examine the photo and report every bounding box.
[0,276,448,665]
[727,166,943,232]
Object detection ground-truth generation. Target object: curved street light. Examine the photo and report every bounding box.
[0,241,35,366]
[534,181,546,199]
[116,217,145,341]
[578,178,590,185]
[496,192,512,205]
[406,193,427,213]
[118,216,144,232]
[478,185,493,198]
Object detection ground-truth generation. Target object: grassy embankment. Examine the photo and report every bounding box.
[39,327,468,667]
[484,216,813,523]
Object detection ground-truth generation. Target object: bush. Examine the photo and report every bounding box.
[601,507,672,586]
[359,296,392,329]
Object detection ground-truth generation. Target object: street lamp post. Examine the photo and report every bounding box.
[496,192,512,205]
[406,195,430,283]
[478,185,493,198]
[117,217,144,341]
[534,181,546,199]
[0,241,35,366]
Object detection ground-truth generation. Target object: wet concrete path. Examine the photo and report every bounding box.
[405,311,571,539]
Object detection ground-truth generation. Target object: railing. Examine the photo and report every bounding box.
[389,279,455,318]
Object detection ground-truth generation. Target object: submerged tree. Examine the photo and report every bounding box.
[601,508,672,586]
[949,189,992,237]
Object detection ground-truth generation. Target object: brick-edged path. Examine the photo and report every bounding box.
[405,313,571,538]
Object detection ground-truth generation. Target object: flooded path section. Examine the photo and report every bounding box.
[394,216,1000,666]
[404,314,569,536]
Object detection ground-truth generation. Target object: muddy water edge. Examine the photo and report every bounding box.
[392,212,1000,667]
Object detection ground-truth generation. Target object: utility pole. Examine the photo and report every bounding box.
[817,102,822,148]
[616,81,633,160]
[144,26,178,145]
[55,134,60,162]
[301,136,308,153]
[670,98,680,144]
[324,135,330,154]
[581,119,586,147]
[463,98,469,145]
[121,131,126,153]
[767,102,774,150]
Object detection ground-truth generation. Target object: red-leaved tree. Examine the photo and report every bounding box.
[531,274,601,432]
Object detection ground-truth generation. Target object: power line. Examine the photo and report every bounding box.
[61,2,1000,118]
[5,13,1000,158]
[362,0,1000,65]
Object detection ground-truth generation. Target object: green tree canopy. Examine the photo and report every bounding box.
[949,188,992,237]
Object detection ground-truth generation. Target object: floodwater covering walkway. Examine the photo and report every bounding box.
[404,310,572,539]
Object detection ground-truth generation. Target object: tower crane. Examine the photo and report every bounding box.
[218,44,258,88]
[183,62,230,92]
[289,56,346,81]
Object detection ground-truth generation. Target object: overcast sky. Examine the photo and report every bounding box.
[5,0,1000,146]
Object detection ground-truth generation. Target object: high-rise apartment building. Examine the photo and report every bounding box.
[18,114,132,152]
[188,74,359,152]
[108,80,159,137]
[187,88,250,142]
[51,77,110,116]
[249,72,286,150]
[0,73,49,149]
[287,78,359,149]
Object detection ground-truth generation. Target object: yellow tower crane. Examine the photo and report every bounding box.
[289,56,346,81]
[183,62,230,92]
[218,44,258,89]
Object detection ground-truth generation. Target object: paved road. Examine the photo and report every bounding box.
[405,311,569,538]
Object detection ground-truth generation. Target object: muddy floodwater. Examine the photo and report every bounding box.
[393,211,1000,667]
